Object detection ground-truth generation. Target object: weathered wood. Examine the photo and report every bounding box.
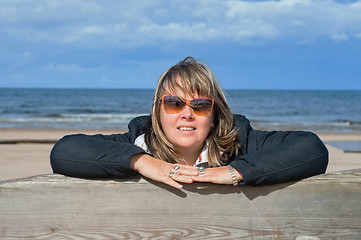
[0,139,58,144]
[0,169,360,239]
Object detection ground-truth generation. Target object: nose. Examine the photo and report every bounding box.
[180,104,195,119]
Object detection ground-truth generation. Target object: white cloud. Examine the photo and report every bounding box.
[82,26,106,35]
[47,63,96,72]
[330,33,349,42]
[1,0,361,48]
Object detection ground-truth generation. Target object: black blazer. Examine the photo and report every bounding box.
[50,114,328,185]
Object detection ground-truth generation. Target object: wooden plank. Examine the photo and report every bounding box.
[0,169,360,239]
[0,139,58,144]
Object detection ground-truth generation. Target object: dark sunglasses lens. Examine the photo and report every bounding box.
[163,96,185,113]
[191,99,213,116]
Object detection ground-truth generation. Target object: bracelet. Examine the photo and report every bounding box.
[227,165,239,186]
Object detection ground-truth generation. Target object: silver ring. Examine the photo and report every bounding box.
[169,171,175,179]
[173,165,180,171]
[198,167,205,176]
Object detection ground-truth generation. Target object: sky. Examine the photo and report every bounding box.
[1,0,361,90]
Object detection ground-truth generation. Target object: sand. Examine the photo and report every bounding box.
[0,129,360,181]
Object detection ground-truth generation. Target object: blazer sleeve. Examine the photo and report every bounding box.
[50,115,150,178]
[229,116,329,185]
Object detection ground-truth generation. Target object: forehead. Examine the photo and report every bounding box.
[162,77,208,99]
[164,89,196,98]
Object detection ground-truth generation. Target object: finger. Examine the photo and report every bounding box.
[173,164,198,171]
[172,173,194,184]
[164,176,184,189]
[191,175,212,182]
[174,166,199,176]
[167,180,184,189]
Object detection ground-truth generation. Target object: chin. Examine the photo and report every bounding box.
[174,141,201,149]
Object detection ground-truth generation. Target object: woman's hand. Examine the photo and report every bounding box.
[130,153,199,189]
[191,166,243,185]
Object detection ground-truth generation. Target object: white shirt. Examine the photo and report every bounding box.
[134,133,209,167]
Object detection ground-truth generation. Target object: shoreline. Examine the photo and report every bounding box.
[1,128,360,181]
[1,127,361,138]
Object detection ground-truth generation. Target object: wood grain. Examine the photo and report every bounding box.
[0,139,58,144]
[1,169,360,239]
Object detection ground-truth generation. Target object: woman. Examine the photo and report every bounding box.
[50,57,328,189]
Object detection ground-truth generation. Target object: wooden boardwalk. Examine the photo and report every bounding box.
[1,169,360,239]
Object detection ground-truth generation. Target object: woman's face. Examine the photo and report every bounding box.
[159,89,214,155]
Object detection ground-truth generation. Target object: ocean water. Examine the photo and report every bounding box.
[0,88,360,132]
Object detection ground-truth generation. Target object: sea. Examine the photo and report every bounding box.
[1,88,360,132]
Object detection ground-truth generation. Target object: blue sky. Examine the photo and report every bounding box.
[1,0,360,90]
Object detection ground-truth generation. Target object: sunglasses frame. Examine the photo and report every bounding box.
[161,95,214,116]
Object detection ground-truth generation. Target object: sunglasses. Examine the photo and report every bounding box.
[161,95,214,116]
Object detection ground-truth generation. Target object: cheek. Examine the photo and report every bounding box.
[199,114,214,137]
[159,109,168,132]
[206,113,215,131]
[159,107,176,134]
[159,108,166,128]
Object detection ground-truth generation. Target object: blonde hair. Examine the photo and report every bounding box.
[145,56,239,167]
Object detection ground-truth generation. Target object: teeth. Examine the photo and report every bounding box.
[178,127,195,131]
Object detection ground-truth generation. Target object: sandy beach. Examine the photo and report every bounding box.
[0,128,360,181]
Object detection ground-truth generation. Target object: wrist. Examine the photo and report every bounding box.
[130,153,146,170]
[227,165,243,186]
